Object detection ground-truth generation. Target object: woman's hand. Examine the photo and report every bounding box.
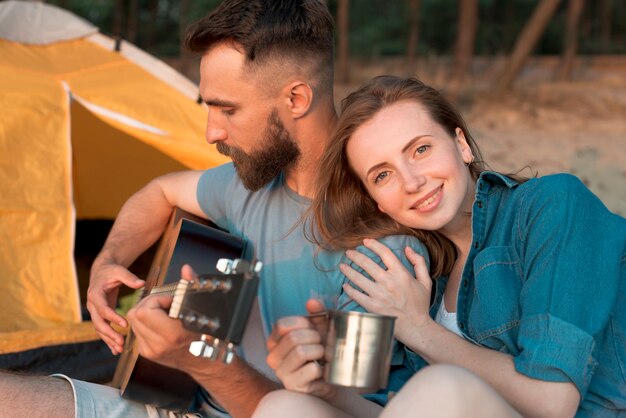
[265,299,337,400]
[340,238,434,342]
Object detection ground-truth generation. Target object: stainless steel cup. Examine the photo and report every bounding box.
[322,310,395,390]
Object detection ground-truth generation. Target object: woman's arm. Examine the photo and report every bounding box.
[341,239,580,418]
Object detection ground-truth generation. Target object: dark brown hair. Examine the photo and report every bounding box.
[184,0,334,95]
[308,76,489,278]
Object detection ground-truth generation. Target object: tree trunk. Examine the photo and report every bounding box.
[113,0,125,39]
[179,0,194,76]
[495,0,562,93]
[145,0,159,51]
[179,0,191,44]
[126,0,139,44]
[557,0,585,80]
[337,0,350,84]
[406,0,421,75]
[599,0,613,52]
[450,0,478,87]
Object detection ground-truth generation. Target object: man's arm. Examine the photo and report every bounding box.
[87,170,204,353]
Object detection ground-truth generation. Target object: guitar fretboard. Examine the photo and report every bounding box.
[148,282,179,297]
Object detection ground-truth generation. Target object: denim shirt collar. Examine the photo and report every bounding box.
[476,170,519,193]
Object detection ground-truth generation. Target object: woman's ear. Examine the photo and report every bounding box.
[455,128,473,163]
[283,81,313,119]
[377,203,388,214]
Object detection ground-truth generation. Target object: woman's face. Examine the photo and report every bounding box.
[346,100,476,234]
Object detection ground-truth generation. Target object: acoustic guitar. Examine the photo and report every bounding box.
[111,208,259,411]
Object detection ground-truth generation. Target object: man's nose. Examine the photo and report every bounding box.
[205,109,227,144]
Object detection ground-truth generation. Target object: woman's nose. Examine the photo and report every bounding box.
[402,170,426,193]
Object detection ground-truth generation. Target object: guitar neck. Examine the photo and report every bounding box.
[148,282,179,297]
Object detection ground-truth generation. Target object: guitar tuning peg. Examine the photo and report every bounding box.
[189,335,220,360]
[189,334,210,357]
[216,258,233,274]
[223,342,235,364]
[231,259,245,273]
[251,261,263,273]
[217,278,232,293]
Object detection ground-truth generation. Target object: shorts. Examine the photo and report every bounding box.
[52,374,229,418]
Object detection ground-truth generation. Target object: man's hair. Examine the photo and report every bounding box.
[184,0,335,95]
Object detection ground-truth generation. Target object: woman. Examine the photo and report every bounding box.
[254,76,626,418]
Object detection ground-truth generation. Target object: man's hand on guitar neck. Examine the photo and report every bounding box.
[127,265,196,369]
[128,265,280,418]
[88,259,145,355]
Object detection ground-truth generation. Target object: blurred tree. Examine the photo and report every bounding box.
[337,0,351,83]
[495,0,563,93]
[112,0,125,39]
[406,0,422,75]
[449,0,478,91]
[179,0,191,44]
[558,0,585,80]
[127,0,139,43]
[598,0,613,52]
[144,0,159,50]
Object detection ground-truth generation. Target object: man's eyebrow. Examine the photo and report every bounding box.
[202,98,239,108]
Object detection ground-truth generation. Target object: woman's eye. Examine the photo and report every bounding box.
[415,145,430,155]
[374,171,389,184]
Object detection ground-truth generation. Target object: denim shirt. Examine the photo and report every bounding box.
[404,171,626,417]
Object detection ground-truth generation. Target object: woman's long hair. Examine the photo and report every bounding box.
[307,76,488,278]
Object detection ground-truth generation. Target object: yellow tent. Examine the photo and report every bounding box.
[0,1,227,352]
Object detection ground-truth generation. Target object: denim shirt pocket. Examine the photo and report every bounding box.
[468,246,523,352]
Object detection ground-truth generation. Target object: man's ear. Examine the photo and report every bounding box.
[283,81,313,119]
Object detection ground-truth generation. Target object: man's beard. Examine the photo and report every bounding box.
[216,110,301,191]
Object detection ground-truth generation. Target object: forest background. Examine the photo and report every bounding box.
[45,0,626,216]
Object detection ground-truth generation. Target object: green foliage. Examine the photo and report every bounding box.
[47,0,626,57]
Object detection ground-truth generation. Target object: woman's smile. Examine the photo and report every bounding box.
[412,185,443,212]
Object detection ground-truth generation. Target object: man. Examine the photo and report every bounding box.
[0,1,424,417]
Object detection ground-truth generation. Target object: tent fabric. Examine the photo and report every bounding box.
[0,1,228,337]
[0,0,97,45]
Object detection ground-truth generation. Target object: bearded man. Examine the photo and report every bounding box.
[0,1,424,417]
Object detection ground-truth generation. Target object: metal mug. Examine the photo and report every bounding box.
[321,310,396,390]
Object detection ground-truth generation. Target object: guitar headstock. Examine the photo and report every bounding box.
[168,258,262,364]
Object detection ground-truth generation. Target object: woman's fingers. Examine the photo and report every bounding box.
[338,262,378,296]
[405,247,432,291]
[362,238,407,271]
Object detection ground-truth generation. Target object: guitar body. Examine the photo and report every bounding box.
[112,209,245,410]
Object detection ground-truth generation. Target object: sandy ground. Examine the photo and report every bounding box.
[335,55,626,217]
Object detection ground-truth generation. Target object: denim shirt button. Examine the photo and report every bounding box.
[459,322,465,330]
[463,280,468,288]
[474,241,479,249]
[476,201,483,209]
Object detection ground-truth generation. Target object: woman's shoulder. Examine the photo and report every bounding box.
[514,173,625,232]
[514,173,599,209]
[519,172,587,194]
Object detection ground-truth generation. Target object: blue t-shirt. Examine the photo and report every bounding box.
[404,171,626,417]
[197,163,428,404]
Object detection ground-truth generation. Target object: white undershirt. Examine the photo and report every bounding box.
[435,300,463,337]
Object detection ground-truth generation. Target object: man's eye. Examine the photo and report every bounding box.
[222,108,235,116]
